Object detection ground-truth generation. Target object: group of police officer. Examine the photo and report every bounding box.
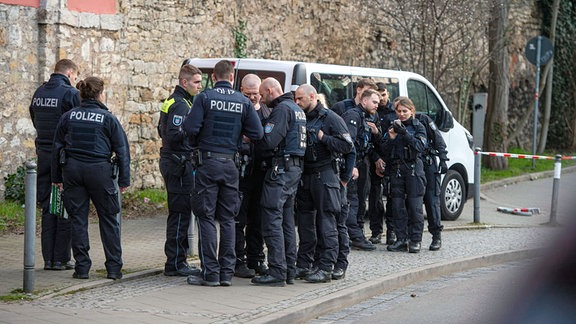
[30,58,447,285]
[156,60,450,288]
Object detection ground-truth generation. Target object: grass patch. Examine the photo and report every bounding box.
[0,201,27,233]
[0,288,34,302]
[480,148,576,183]
[0,188,168,235]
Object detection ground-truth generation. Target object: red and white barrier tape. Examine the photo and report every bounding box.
[474,151,576,160]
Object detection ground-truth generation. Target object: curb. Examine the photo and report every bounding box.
[36,268,164,300]
[252,248,542,324]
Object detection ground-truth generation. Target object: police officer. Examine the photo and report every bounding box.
[234,73,270,278]
[368,82,397,245]
[29,59,80,271]
[340,89,381,251]
[158,64,203,277]
[416,112,448,251]
[331,78,377,116]
[294,85,353,283]
[373,96,427,253]
[52,76,130,279]
[250,77,306,287]
[183,60,263,287]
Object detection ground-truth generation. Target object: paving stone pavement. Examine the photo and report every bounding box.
[0,169,574,323]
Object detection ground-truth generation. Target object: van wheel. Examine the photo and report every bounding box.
[440,170,465,221]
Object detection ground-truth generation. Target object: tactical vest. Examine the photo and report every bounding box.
[352,107,372,159]
[304,107,332,163]
[31,85,73,149]
[197,88,244,153]
[281,101,307,157]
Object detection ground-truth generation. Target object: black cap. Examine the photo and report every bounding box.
[376,82,387,91]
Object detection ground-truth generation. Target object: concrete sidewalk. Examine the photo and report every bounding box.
[0,169,573,323]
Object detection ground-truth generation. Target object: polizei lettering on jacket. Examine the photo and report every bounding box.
[70,111,105,123]
[32,97,59,107]
[210,100,243,113]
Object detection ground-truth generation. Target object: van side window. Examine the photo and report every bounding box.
[309,73,351,108]
[200,70,215,90]
[407,79,443,122]
[234,70,286,91]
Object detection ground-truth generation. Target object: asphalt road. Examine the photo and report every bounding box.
[311,260,537,324]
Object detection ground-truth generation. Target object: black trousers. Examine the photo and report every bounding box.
[296,168,340,272]
[159,156,193,272]
[235,166,266,267]
[423,159,444,236]
[192,158,240,283]
[62,158,122,274]
[37,149,71,264]
[260,166,301,281]
[335,183,350,271]
[389,161,426,243]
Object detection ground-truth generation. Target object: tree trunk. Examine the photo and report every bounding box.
[538,0,560,153]
[484,0,510,169]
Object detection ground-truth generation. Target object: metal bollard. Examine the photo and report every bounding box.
[473,148,481,223]
[187,212,195,256]
[23,161,37,294]
[544,154,561,226]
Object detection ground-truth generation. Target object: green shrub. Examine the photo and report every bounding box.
[3,165,26,205]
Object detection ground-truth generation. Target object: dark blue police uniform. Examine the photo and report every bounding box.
[158,85,197,276]
[235,104,271,276]
[340,105,376,250]
[296,102,353,282]
[52,99,130,278]
[29,73,80,270]
[367,101,396,243]
[183,81,263,286]
[416,113,448,249]
[374,117,427,252]
[252,92,306,286]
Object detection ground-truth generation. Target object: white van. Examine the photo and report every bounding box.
[184,58,474,221]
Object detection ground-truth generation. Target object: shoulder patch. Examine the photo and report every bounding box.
[172,115,183,126]
[349,119,357,126]
[429,121,437,131]
[264,123,275,133]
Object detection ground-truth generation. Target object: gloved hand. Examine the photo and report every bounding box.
[438,160,448,174]
[392,120,407,135]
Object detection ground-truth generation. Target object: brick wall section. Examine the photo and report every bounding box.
[0,0,541,196]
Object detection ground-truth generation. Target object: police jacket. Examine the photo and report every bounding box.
[330,98,356,116]
[29,73,81,151]
[51,99,131,187]
[416,113,448,161]
[259,92,306,159]
[183,81,263,154]
[341,105,373,164]
[158,85,195,155]
[304,102,353,170]
[368,100,396,163]
[373,117,427,165]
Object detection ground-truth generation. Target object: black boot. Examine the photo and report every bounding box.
[409,241,421,253]
[430,233,442,251]
[305,269,332,283]
[387,239,408,252]
[234,260,256,278]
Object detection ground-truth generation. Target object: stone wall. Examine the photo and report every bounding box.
[0,0,541,196]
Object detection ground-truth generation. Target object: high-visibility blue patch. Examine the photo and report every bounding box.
[265,123,274,133]
[173,115,183,126]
